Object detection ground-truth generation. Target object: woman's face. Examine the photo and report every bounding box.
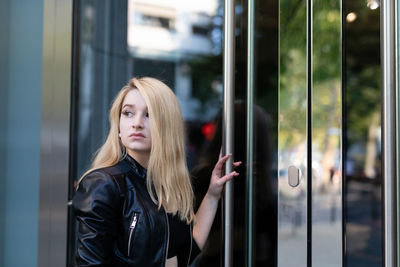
[119,89,152,160]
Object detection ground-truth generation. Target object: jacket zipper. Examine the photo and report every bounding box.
[127,213,139,257]
[163,211,170,266]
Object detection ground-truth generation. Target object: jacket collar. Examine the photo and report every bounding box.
[123,154,147,179]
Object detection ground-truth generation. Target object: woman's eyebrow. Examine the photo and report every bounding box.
[122,104,134,109]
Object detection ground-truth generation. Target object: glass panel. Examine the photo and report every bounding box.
[246,0,279,265]
[191,0,280,264]
[68,2,131,265]
[71,0,130,181]
[311,0,342,265]
[344,0,382,265]
[69,0,225,265]
[278,0,308,266]
[70,0,281,266]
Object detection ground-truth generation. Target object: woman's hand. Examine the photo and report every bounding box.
[207,153,242,199]
[193,154,242,250]
[193,153,242,250]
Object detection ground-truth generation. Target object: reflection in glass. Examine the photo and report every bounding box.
[68,2,131,265]
[70,0,281,265]
[191,0,279,265]
[344,0,382,266]
[311,0,342,265]
[278,0,307,266]
[247,0,279,265]
[73,0,223,182]
[73,0,131,182]
[192,102,276,266]
[70,0,224,266]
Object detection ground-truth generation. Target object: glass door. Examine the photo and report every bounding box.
[68,0,227,265]
[68,0,282,266]
[344,0,383,266]
[278,0,342,266]
[190,0,279,265]
[68,0,388,266]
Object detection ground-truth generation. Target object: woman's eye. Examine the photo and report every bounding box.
[122,111,133,117]
[145,112,149,118]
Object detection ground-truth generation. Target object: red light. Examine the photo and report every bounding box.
[201,122,216,140]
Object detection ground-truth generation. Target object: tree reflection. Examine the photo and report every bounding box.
[345,1,382,266]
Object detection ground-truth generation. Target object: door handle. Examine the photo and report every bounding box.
[288,166,300,187]
[223,0,235,266]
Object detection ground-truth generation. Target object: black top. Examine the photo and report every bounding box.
[167,213,191,259]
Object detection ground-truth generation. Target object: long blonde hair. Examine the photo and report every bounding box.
[81,77,194,223]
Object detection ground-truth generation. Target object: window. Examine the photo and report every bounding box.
[135,12,175,30]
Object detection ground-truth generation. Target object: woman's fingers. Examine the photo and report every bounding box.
[214,153,232,171]
[228,171,239,179]
[215,155,242,170]
[208,165,239,198]
[214,156,242,177]
[217,171,238,184]
[213,154,241,185]
[233,161,242,167]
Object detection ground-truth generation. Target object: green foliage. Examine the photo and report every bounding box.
[279,0,343,152]
[279,0,308,149]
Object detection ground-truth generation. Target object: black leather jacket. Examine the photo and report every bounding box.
[73,155,200,266]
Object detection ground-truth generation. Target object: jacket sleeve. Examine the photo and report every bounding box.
[72,171,121,266]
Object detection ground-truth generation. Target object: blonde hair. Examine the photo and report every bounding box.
[81,77,194,223]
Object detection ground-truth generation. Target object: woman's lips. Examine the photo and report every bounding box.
[129,133,145,139]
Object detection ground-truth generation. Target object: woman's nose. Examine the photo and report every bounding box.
[132,115,143,128]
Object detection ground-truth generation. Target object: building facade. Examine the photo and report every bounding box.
[0,0,399,266]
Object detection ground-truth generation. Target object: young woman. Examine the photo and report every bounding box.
[73,77,240,266]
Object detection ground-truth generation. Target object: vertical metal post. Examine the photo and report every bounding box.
[223,0,235,265]
[246,0,255,265]
[396,2,400,266]
[39,0,72,266]
[382,0,397,266]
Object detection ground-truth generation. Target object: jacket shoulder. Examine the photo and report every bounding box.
[77,160,132,193]
[72,163,131,265]
[98,160,132,177]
